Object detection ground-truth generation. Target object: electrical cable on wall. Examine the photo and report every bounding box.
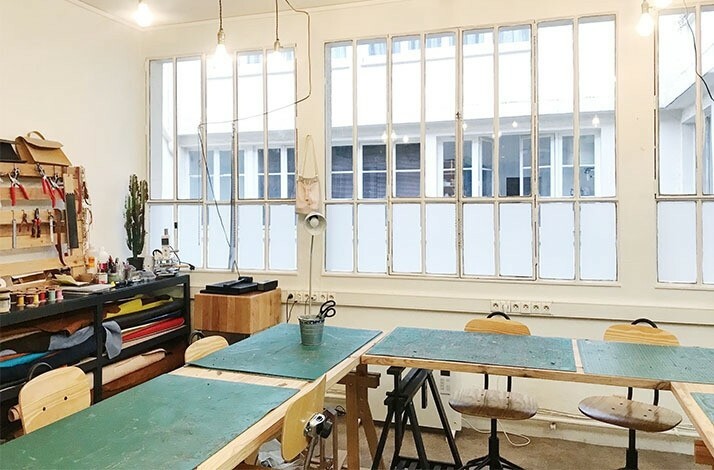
[682,0,714,101]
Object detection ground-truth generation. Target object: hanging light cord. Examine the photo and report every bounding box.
[218,0,223,31]
[274,0,280,46]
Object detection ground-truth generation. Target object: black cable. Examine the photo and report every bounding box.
[286,297,298,323]
[681,1,714,101]
[274,0,280,46]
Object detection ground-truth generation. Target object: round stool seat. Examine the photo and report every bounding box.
[449,388,538,421]
[578,396,682,433]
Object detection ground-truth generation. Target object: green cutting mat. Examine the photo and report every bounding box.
[190,324,381,380]
[577,339,714,384]
[367,327,576,372]
[692,393,714,424]
[0,374,297,469]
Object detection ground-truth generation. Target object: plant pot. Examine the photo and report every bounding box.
[127,257,144,270]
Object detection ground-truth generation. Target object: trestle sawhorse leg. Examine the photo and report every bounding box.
[341,364,385,470]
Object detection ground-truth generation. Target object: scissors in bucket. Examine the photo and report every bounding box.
[318,300,337,320]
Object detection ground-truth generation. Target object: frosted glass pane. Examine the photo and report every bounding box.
[357,204,387,273]
[463,204,495,276]
[539,203,575,280]
[499,204,533,277]
[176,58,202,200]
[269,205,297,271]
[207,205,231,269]
[657,201,696,283]
[238,205,265,270]
[325,205,354,272]
[149,60,174,200]
[149,205,173,258]
[426,204,456,274]
[177,205,203,268]
[703,202,714,284]
[392,204,422,273]
[580,203,617,281]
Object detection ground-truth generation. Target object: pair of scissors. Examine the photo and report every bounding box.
[318,300,336,320]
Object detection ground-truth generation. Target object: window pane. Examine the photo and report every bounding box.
[176,58,202,200]
[269,204,297,270]
[358,39,387,200]
[268,49,295,200]
[207,56,233,202]
[499,26,532,197]
[207,205,231,269]
[580,202,617,281]
[463,203,496,276]
[657,201,696,283]
[177,205,203,268]
[425,32,456,198]
[703,8,714,195]
[326,204,354,272]
[392,204,422,273]
[361,144,386,198]
[704,202,714,283]
[539,203,575,280]
[499,203,533,277]
[393,36,421,198]
[238,51,264,199]
[537,21,573,198]
[658,12,696,195]
[580,16,615,197]
[149,60,174,200]
[327,43,354,200]
[426,204,456,274]
[237,205,265,270]
[463,29,494,197]
[357,204,387,273]
[148,204,174,258]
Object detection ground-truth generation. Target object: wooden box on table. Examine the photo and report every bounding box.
[193,289,281,335]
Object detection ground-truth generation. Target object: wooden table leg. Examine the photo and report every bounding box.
[356,365,384,470]
[345,374,361,470]
[695,439,714,468]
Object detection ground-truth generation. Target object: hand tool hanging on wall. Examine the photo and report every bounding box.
[55,208,66,265]
[48,210,55,244]
[8,168,30,206]
[11,210,17,249]
[50,173,65,202]
[31,208,41,238]
[20,210,29,233]
[37,163,56,207]
[63,174,79,249]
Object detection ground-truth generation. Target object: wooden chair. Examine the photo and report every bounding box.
[448,312,538,470]
[184,332,229,362]
[18,366,91,434]
[239,377,329,469]
[578,318,683,470]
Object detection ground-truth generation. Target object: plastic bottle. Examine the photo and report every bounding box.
[86,245,98,274]
[98,246,109,273]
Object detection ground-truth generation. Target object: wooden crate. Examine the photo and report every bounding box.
[193,289,281,335]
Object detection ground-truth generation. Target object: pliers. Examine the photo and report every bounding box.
[8,168,30,206]
[37,164,63,208]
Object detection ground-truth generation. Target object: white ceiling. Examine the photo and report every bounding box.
[76,0,370,27]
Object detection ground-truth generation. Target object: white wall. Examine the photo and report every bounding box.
[0,0,145,258]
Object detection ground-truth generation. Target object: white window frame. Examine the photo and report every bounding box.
[324,15,619,283]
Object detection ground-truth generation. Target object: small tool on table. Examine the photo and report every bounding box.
[8,168,30,206]
[318,300,336,321]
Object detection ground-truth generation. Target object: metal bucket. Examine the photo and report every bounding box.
[298,315,325,346]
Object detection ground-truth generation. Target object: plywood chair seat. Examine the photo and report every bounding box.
[450,388,537,421]
[579,396,681,433]
[184,335,229,362]
[19,366,91,434]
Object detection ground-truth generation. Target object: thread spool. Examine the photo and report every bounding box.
[16,294,25,307]
[56,288,64,301]
[25,293,34,305]
[38,290,47,302]
[47,288,57,302]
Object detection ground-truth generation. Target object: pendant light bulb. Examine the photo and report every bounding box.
[134,0,152,27]
[212,0,230,67]
[637,1,655,37]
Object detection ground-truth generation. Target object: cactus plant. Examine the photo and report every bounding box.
[124,174,149,260]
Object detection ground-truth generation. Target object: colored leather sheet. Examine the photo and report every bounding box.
[121,317,185,342]
[0,374,298,469]
[578,339,714,384]
[190,323,381,380]
[368,327,577,372]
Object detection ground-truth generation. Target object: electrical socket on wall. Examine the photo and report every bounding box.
[284,291,337,305]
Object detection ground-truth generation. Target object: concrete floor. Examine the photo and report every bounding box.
[344,424,708,470]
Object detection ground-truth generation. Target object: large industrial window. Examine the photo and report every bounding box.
[656,6,714,286]
[324,16,617,281]
[147,50,298,271]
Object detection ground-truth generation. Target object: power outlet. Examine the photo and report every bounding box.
[521,302,531,314]
[438,371,451,395]
[541,302,553,315]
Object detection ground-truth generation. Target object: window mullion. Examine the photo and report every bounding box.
[200,55,208,269]
[493,27,501,277]
[386,37,394,276]
[573,18,582,281]
[456,29,464,279]
[531,23,538,281]
[352,40,359,275]
[420,33,427,275]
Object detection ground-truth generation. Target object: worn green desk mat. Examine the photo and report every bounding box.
[577,340,714,384]
[0,374,297,469]
[692,393,714,424]
[367,327,577,372]
[190,323,381,380]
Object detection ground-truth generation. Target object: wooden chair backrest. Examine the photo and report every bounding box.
[19,366,90,434]
[281,376,326,461]
[184,335,229,362]
[604,324,679,346]
[464,317,531,336]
